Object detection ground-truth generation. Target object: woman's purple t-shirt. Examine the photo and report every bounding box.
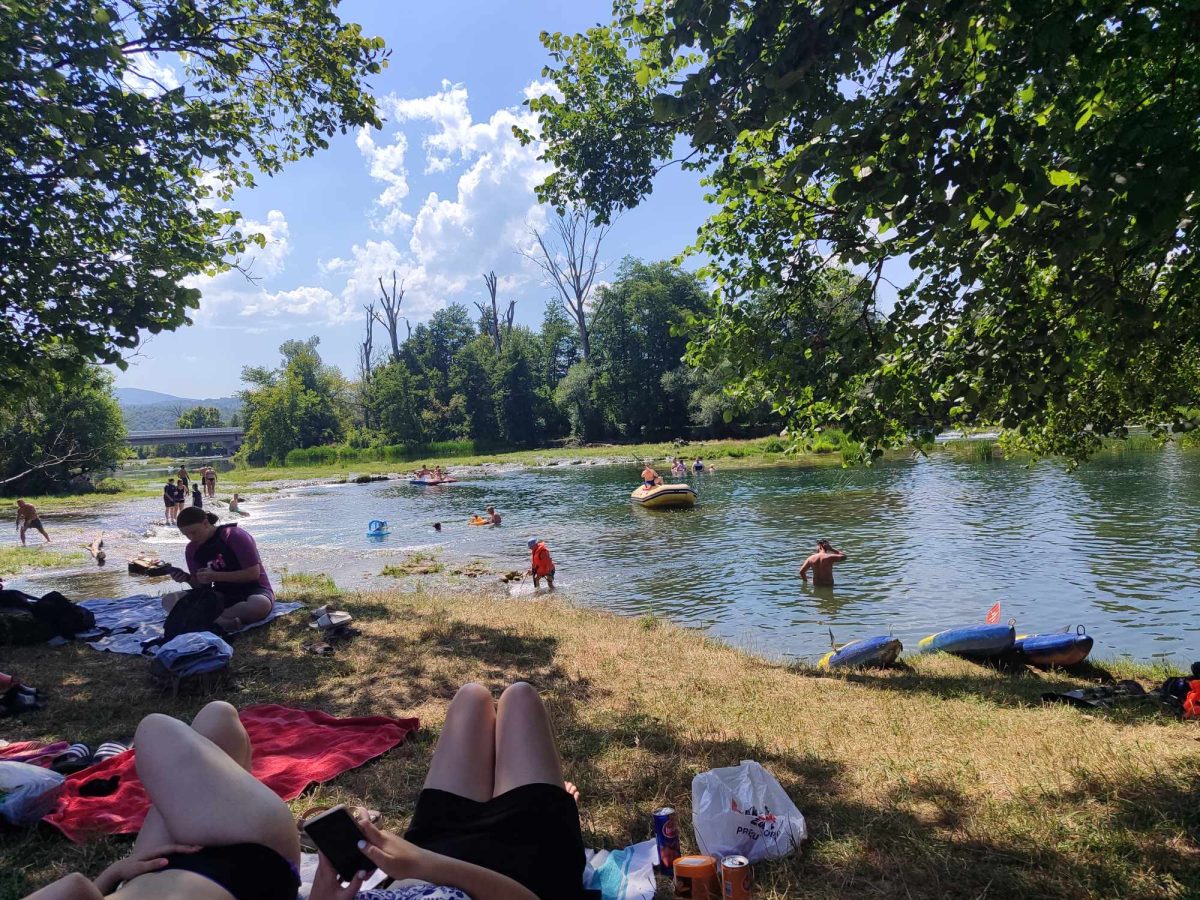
[185,524,274,599]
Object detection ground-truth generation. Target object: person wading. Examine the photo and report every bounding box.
[799,539,847,587]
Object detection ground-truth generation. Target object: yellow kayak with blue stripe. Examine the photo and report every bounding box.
[630,483,697,509]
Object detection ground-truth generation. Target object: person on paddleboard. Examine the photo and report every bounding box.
[799,539,847,587]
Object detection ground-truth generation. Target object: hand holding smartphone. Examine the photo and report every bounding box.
[303,805,376,883]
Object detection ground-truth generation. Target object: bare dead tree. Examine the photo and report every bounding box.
[521,207,610,360]
[358,302,376,428]
[474,270,516,354]
[359,302,375,383]
[373,271,407,363]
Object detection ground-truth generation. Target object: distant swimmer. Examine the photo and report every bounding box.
[485,505,501,526]
[641,465,663,487]
[693,457,705,473]
[799,539,847,587]
[15,500,49,545]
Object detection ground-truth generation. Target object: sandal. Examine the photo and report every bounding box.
[93,741,130,763]
[52,743,93,774]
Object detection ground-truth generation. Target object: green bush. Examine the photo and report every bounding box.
[761,437,787,453]
[93,477,128,493]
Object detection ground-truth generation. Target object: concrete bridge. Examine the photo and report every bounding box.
[125,427,245,454]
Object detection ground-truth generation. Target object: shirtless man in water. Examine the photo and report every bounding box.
[799,539,846,586]
[15,500,50,545]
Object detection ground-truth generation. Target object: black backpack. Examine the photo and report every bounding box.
[31,591,96,638]
[143,590,227,651]
[0,590,95,644]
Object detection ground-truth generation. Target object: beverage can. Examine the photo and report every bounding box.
[674,854,719,899]
[652,806,681,872]
[721,855,752,899]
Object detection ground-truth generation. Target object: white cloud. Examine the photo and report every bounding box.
[355,128,412,233]
[122,54,180,98]
[241,285,351,321]
[346,80,555,320]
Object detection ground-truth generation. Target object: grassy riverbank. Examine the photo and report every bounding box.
[0,546,87,578]
[1,580,1197,899]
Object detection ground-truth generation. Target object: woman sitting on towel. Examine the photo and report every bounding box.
[162,506,274,632]
[25,684,590,900]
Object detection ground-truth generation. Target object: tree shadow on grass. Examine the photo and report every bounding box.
[555,704,1200,899]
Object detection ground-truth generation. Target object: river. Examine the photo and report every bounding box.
[8,448,1200,663]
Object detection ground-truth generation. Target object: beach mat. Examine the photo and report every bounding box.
[74,595,303,654]
[44,704,419,842]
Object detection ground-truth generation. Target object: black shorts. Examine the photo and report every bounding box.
[405,783,592,899]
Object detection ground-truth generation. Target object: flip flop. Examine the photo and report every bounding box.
[52,743,92,773]
[93,741,130,763]
[312,611,353,631]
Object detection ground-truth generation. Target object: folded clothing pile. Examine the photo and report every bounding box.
[150,632,233,678]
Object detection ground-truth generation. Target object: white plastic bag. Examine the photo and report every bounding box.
[0,761,65,825]
[691,760,807,863]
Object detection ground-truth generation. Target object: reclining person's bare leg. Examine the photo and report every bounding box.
[492,681,565,797]
[131,701,298,864]
[422,682,496,802]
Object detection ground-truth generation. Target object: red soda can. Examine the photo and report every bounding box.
[721,855,752,899]
[652,806,681,872]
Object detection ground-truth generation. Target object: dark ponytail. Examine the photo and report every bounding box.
[177,507,218,528]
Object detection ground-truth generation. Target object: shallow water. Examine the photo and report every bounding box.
[10,449,1200,663]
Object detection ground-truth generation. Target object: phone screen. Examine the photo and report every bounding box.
[303,805,375,881]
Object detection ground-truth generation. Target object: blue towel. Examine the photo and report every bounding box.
[74,594,303,655]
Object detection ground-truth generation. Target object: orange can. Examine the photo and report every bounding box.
[674,854,719,899]
[720,855,752,898]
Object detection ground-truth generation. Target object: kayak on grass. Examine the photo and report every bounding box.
[1014,626,1094,668]
[818,634,903,670]
[918,623,1016,659]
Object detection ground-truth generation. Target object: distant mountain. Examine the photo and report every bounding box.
[115,388,242,431]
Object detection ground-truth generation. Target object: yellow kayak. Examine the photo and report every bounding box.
[630,483,697,509]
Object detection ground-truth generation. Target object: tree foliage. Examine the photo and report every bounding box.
[239,337,348,463]
[0,0,387,388]
[0,364,126,493]
[526,0,1200,459]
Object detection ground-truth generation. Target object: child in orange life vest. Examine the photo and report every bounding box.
[527,538,555,591]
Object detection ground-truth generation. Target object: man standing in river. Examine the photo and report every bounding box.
[15,500,50,545]
[799,539,846,586]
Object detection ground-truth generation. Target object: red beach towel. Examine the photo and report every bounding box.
[44,704,419,842]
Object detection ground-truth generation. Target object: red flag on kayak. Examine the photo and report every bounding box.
[985,602,1001,624]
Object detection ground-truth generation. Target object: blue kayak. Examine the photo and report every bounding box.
[818,635,903,670]
[1014,627,1093,668]
[918,623,1015,658]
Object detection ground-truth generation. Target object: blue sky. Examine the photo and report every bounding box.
[115,0,713,399]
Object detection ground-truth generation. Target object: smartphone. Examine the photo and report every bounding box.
[302,805,375,882]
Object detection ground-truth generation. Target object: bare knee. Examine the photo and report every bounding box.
[191,700,239,729]
[134,712,186,754]
[498,681,541,708]
[452,682,494,709]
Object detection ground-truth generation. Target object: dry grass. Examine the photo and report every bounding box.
[2,580,1198,899]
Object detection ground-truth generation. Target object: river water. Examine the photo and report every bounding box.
[9,448,1200,663]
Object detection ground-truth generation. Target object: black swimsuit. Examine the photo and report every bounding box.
[160,843,299,900]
